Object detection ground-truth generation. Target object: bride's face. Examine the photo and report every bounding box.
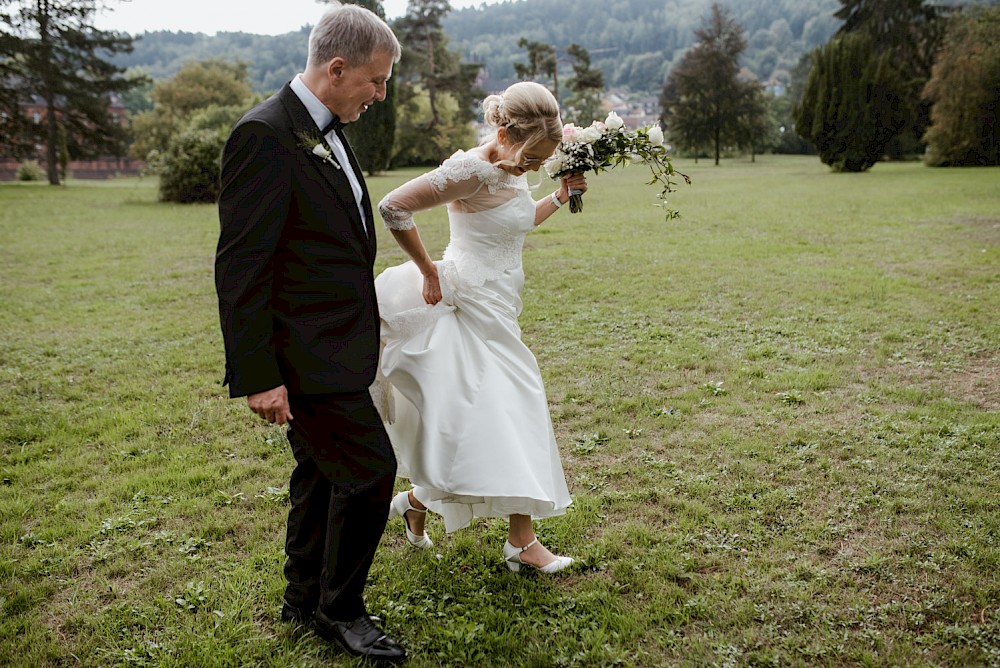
[498,131,559,175]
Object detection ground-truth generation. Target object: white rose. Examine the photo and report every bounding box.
[605,111,624,131]
[580,126,602,144]
[312,144,332,159]
[545,155,566,176]
[648,125,664,146]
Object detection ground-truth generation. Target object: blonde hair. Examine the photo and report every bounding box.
[308,2,401,68]
[482,81,562,168]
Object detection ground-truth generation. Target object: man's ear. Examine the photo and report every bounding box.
[327,57,347,84]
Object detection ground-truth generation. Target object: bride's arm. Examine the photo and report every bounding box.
[378,171,481,305]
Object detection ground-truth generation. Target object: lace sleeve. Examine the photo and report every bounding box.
[377,152,488,231]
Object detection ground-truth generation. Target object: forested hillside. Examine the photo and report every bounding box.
[444,0,841,91]
[112,0,990,95]
[113,27,312,94]
[112,0,845,94]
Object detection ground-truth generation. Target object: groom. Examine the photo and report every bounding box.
[215,4,404,664]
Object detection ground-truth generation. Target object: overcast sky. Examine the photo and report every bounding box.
[94,0,494,36]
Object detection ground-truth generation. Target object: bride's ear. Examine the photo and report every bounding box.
[496,127,507,147]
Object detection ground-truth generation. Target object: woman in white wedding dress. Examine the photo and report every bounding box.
[373,82,587,573]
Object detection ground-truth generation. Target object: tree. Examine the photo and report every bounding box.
[794,32,907,172]
[513,38,557,98]
[659,3,762,165]
[733,84,774,162]
[129,59,253,160]
[392,0,481,166]
[340,0,397,175]
[833,0,949,157]
[563,43,605,125]
[922,6,1000,167]
[0,0,144,185]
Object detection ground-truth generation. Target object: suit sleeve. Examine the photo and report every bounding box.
[215,120,290,398]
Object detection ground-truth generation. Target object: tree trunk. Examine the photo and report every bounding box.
[714,127,721,165]
[38,0,60,185]
[45,95,59,185]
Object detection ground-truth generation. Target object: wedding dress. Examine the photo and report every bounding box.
[372,150,572,533]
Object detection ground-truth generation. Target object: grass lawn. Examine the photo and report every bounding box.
[1,155,998,666]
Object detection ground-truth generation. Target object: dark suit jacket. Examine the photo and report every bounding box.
[215,83,379,398]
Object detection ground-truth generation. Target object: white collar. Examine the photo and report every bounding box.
[289,74,333,133]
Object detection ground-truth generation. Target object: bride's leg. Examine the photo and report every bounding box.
[506,514,561,569]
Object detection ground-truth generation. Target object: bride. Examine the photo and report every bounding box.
[373,82,587,573]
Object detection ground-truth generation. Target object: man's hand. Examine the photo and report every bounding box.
[247,385,293,425]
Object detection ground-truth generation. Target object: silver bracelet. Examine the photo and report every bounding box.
[550,192,563,209]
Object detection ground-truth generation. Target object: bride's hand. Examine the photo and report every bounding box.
[422,266,442,305]
[558,173,588,200]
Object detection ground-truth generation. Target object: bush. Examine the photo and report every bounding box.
[158,128,226,204]
[16,161,46,182]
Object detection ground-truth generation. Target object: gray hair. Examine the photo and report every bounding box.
[307,2,401,67]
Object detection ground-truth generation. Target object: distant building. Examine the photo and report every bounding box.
[0,93,143,181]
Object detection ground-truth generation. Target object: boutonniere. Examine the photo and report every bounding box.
[296,130,341,170]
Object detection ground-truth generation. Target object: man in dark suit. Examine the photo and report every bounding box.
[215,4,405,663]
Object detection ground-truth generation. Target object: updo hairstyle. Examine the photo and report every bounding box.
[482,81,562,168]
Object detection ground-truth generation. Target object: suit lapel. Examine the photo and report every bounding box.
[278,85,371,253]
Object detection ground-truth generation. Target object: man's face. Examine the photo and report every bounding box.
[327,51,394,123]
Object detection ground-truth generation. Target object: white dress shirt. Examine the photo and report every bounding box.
[289,74,367,233]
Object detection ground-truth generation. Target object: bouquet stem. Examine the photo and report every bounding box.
[568,188,583,214]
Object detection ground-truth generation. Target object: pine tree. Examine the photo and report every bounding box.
[794,32,907,172]
[0,0,144,185]
[393,0,481,165]
[563,43,604,124]
[340,0,397,175]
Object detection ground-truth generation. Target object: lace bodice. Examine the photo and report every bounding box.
[378,150,537,287]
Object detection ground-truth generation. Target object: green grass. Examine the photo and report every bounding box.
[1,156,998,666]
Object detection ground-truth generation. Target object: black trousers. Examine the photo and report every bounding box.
[283,389,396,622]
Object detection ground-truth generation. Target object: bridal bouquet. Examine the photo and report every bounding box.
[545,112,689,219]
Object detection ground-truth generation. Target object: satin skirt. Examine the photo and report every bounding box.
[373,259,572,532]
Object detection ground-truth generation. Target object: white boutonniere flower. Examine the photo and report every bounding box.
[296,130,341,170]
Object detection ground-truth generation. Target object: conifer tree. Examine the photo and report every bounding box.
[339,0,397,175]
[0,0,144,185]
[794,32,906,172]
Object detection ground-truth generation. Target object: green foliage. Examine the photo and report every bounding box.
[157,128,226,204]
[445,0,844,92]
[833,0,956,158]
[563,44,606,125]
[660,3,767,165]
[0,0,145,184]
[794,32,907,172]
[392,0,481,167]
[15,160,45,182]
[345,78,398,175]
[155,101,252,202]
[922,5,1000,167]
[130,59,254,160]
[391,85,475,167]
[108,0,847,96]
[342,0,398,175]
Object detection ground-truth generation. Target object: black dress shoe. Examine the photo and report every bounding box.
[314,611,407,664]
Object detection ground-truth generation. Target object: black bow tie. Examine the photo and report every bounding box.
[321,116,344,135]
